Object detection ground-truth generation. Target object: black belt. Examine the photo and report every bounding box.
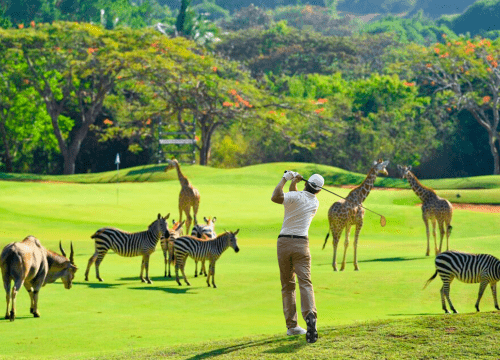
[278,234,308,240]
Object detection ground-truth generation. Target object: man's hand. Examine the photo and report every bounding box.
[283,170,295,181]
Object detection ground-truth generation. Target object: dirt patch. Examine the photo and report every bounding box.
[416,203,500,213]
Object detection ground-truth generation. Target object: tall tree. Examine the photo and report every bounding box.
[0,22,139,174]
[409,37,500,174]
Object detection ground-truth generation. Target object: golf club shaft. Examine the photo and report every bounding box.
[299,178,386,219]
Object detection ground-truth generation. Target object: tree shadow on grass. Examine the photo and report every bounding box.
[183,337,305,359]
[72,281,126,289]
[127,286,196,295]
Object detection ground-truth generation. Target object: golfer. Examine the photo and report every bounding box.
[271,170,324,343]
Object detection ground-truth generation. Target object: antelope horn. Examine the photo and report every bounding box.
[70,241,75,264]
[59,241,67,257]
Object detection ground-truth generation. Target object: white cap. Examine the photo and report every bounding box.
[308,174,324,190]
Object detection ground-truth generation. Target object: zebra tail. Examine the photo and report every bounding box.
[423,270,438,290]
[322,233,330,250]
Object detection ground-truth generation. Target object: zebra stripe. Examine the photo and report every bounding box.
[85,213,169,283]
[190,218,217,277]
[425,250,500,313]
[174,229,239,288]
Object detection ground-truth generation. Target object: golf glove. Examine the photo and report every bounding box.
[283,171,294,181]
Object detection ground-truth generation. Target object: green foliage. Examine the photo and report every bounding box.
[362,12,458,46]
[218,4,270,31]
[447,0,500,39]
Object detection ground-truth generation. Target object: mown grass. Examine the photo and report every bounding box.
[2,162,500,190]
[83,312,500,360]
[1,162,500,359]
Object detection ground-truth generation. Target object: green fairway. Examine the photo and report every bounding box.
[1,162,500,359]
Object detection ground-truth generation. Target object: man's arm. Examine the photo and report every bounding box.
[288,174,303,192]
[271,178,286,204]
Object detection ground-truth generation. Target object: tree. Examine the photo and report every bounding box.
[409,37,500,174]
[0,22,145,174]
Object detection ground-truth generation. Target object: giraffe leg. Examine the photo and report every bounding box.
[332,229,341,271]
[438,221,445,254]
[422,215,430,256]
[184,209,192,234]
[353,221,363,271]
[445,221,452,252]
[431,218,438,255]
[475,280,489,312]
[193,200,200,227]
[340,226,351,271]
[491,282,500,310]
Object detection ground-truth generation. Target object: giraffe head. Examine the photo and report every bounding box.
[164,158,178,172]
[397,165,412,179]
[372,159,389,176]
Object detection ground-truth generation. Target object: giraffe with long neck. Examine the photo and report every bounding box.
[323,159,389,271]
[166,159,200,234]
[398,165,453,256]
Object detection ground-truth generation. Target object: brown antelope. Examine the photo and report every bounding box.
[1,236,77,321]
[161,219,185,278]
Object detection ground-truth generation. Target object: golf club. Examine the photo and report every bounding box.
[284,171,387,227]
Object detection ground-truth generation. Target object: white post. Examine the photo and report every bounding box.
[115,153,120,205]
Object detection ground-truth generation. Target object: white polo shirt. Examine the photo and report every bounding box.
[279,191,319,237]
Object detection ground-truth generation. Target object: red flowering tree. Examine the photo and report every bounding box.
[410,36,500,174]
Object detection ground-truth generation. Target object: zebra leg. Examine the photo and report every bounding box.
[440,285,449,313]
[442,278,457,313]
[180,260,191,286]
[194,260,198,278]
[340,226,351,271]
[491,282,500,310]
[211,262,217,288]
[475,280,489,312]
[175,261,181,286]
[85,251,99,281]
[140,255,152,284]
[163,247,168,278]
[201,259,207,277]
[94,251,108,282]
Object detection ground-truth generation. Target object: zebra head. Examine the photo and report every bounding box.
[151,213,170,238]
[228,229,240,253]
[397,165,412,179]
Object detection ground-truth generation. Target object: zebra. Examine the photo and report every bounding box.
[85,213,169,284]
[174,229,240,288]
[190,216,217,277]
[424,250,500,313]
[161,219,185,278]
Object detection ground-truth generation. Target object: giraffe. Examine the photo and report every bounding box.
[323,159,389,271]
[397,165,453,256]
[165,159,200,234]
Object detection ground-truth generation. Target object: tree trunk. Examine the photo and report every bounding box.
[0,116,13,172]
[487,129,500,175]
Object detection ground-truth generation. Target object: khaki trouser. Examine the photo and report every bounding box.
[277,236,317,329]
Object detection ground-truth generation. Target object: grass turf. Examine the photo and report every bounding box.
[0,162,499,359]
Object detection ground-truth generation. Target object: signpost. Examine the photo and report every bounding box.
[115,153,120,205]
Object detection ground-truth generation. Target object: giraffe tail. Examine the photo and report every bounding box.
[322,233,330,250]
[447,225,452,234]
[423,270,438,290]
